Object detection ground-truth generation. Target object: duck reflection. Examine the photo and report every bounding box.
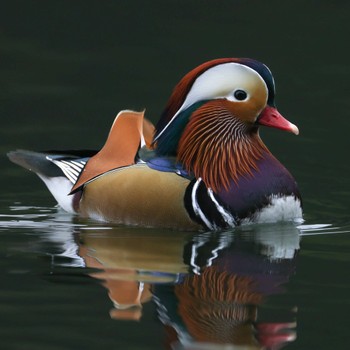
[76,230,190,321]
[75,224,300,349]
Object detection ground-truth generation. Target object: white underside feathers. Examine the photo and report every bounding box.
[37,174,76,213]
[249,195,303,225]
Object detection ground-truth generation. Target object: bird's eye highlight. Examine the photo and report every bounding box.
[233,89,248,101]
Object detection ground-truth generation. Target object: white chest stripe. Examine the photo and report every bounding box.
[191,181,302,228]
[207,188,236,227]
[191,178,216,230]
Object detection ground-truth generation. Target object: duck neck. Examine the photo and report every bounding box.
[177,102,270,192]
[154,101,208,156]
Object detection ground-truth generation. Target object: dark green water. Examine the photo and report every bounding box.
[1,1,349,349]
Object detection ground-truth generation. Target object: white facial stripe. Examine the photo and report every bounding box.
[183,63,268,111]
[154,62,269,141]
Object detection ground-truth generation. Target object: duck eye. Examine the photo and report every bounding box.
[234,89,247,101]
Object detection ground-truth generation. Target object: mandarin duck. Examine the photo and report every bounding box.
[8,58,302,230]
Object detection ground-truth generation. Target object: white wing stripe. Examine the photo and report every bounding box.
[59,164,80,177]
[71,160,86,168]
[61,160,82,173]
[46,157,84,184]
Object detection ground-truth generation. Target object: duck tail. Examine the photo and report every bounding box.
[7,149,96,213]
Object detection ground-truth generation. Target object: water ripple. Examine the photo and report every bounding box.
[298,223,350,236]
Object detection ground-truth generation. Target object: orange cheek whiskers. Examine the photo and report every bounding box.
[177,101,269,192]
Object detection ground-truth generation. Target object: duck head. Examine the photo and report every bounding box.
[153,58,299,192]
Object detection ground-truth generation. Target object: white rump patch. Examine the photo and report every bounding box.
[38,174,76,213]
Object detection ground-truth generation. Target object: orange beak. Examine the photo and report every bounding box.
[258,106,299,135]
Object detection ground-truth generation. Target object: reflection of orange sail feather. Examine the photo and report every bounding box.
[175,267,264,344]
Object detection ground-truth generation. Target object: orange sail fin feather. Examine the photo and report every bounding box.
[70,110,155,193]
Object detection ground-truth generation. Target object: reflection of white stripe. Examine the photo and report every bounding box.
[207,188,236,227]
[191,178,215,230]
[190,233,233,274]
[206,237,229,267]
[190,239,206,275]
